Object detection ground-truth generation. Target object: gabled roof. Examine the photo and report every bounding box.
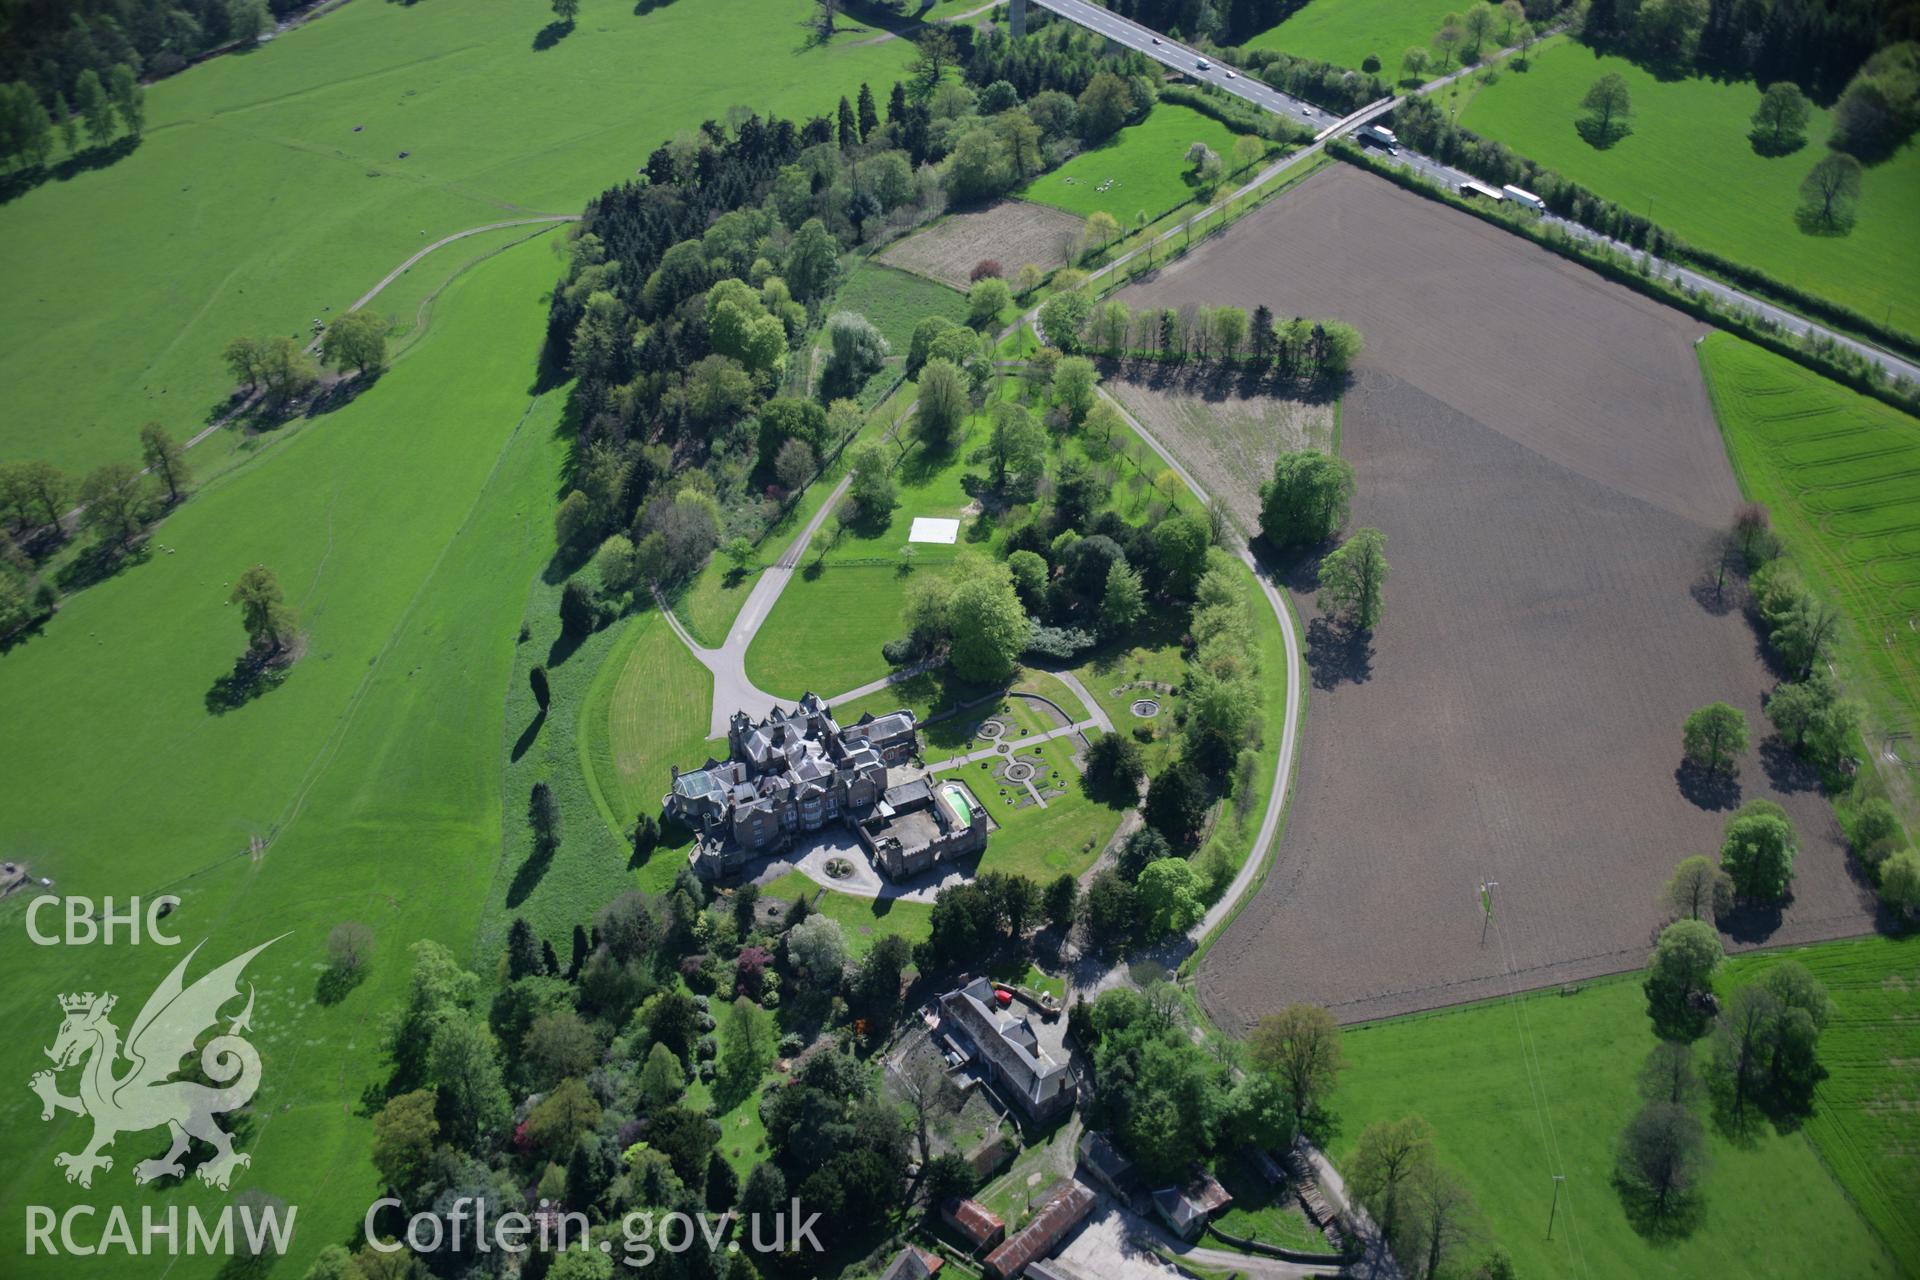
[1151,1172,1232,1235]
[1077,1132,1133,1186]
[983,1180,1094,1278]
[879,1245,943,1280]
[942,1197,1005,1249]
[943,978,1066,1101]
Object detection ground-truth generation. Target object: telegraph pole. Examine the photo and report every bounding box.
[1547,1174,1566,1240]
[1478,880,1498,945]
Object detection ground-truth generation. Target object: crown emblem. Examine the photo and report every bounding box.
[59,992,111,1014]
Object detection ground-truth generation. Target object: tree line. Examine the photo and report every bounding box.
[1584,0,1902,99]
[0,0,266,119]
[1676,503,1918,919]
[1046,294,1364,379]
[0,421,190,640]
[1633,911,1840,1228]
[1,62,145,175]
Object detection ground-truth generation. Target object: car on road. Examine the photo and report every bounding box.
[1196,58,1211,70]
[1151,36,1160,43]
[1225,70,1236,78]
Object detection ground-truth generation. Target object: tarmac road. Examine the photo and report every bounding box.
[1028,0,1919,384]
[1027,0,1330,134]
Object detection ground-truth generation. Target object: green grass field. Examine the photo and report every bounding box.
[1736,937,1920,1271]
[832,261,972,351]
[1244,0,1468,74]
[1334,937,1917,1278]
[759,870,936,958]
[1457,37,1920,331]
[586,608,722,834]
[1019,102,1262,224]
[0,0,915,474]
[1697,333,1920,744]
[0,239,564,1275]
[952,728,1122,881]
[746,562,918,698]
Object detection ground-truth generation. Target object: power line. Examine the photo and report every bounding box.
[1482,880,1592,1280]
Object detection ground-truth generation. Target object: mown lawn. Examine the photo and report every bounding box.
[758,870,936,959]
[832,261,972,351]
[0,0,917,473]
[557,604,723,912]
[1244,0,1471,75]
[1457,37,1920,331]
[959,728,1122,881]
[1698,333,1920,744]
[1019,102,1265,225]
[686,1071,776,1180]
[0,240,564,1275]
[1334,939,1913,1279]
[745,561,920,699]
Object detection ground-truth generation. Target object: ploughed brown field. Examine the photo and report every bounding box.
[1112,164,1882,1028]
[878,198,1083,288]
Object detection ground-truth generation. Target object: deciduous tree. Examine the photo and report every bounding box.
[1076,72,1133,141]
[139,421,188,504]
[947,556,1029,682]
[1663,854,1732,922]
[1750,81,1810,153]
[74,69,113,148]
[1349,1115,1434,1242]
[1259,450,1354,548]
[1615,1102,1705,1219]
[1643,918,1722,1032]
[1128,859,1205,940]
[370,1090,439,1199]
[107,64,143,140]
[1100,559,1146,634]
[1580,73,1634,144]
[1681,701,1748,775]
[77,463,145,549]
[915,357,967,447]
[229,564,297,654]
[775,439,816,492]
[1248,1003,1345,1131]
[1720,799,1797,901]
[1317,527,1389,630]
[787,914,850,989]
[1798,152,1863,230]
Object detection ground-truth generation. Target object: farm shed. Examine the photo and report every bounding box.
[982,1179,1096,1280]
[942,1197,1007,1252]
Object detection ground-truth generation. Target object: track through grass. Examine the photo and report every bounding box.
[0,0,915,473]
[0,237,564,1276]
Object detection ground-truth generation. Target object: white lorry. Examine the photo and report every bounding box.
[1501,184,1545,211]
[1360,124,1399,155]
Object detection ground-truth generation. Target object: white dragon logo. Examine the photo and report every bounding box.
[29,937,281,1190]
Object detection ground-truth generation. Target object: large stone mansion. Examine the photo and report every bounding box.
[666,693,987,881]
